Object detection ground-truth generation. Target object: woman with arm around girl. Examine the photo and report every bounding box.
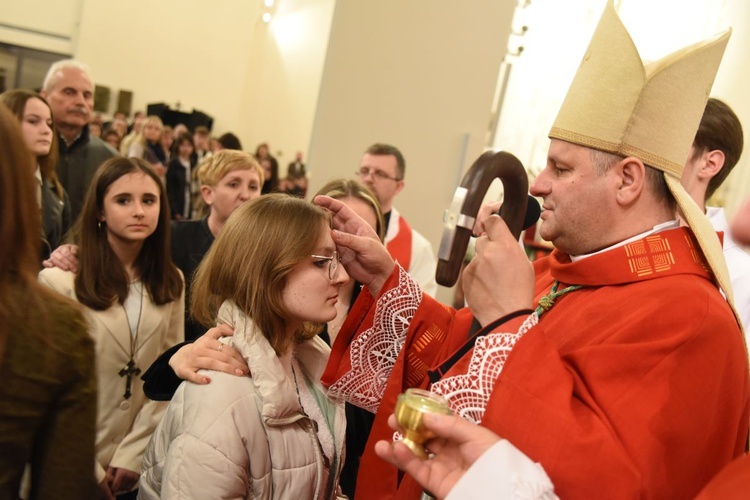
[140,194,348,499]
[39,157,184,499]
[0,89,71,262]
[0,104,96,499]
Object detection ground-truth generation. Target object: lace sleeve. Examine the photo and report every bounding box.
[327,265,422,413]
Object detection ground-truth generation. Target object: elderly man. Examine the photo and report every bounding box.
[317,2,748,499]
[356,143,438,296]
[41,60,117,221]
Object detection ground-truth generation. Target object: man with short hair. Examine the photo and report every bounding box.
[356,143,438,295]
[41,59,117,221]
[318,2,748,498]
[680,98,750,334]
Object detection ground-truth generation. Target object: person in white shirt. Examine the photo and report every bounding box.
[355,143,438,296]
[680,97,750,335]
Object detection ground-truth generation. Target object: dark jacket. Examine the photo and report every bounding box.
[170,218,215,341]
[166,158,191,219]
[41,178,71,261]
[56,126,118,222]
[142,218,215,401]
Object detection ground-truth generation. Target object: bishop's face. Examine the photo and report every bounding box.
[530,139,618,255]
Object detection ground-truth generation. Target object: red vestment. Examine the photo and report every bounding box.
[322,227,749,499]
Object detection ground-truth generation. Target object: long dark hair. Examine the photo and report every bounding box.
[0,105,68,360]
[0,89,62,198]
[74,157,182,310]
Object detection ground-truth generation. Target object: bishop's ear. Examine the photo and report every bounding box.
[614,156,646,206]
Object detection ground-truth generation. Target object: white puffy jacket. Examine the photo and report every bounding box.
[139,301,346,499]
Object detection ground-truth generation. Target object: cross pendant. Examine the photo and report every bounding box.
[118,358,141,400]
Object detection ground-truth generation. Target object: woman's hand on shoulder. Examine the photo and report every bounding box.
[169,324,249,384]
[42,243,80,272]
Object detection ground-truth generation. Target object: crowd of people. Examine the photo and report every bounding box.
[1,1,750,499]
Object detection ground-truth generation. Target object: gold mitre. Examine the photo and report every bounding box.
[549,0,741,327]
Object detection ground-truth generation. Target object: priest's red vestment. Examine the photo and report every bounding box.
[322,227,749,499]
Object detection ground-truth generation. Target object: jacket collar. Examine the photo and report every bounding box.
[216,301,332,424]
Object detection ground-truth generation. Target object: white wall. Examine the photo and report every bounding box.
[493,0,750,219]
[307,0,517,303]
[74,0,259,135]
[0,0,82,54]
[237,0,335,162]
[70,0,333,162]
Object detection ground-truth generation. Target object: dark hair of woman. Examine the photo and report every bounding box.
[73,157,183,310]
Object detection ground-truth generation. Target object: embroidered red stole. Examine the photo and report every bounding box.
[386,214,413,271]
[324,227,744,499]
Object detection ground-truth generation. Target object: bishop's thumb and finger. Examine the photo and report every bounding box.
[332,228,395,295]
[387,411,485,447]
[473,201,504,236]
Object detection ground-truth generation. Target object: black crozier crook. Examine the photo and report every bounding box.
[436,150,529,287]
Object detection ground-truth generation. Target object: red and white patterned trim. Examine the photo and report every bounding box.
[430,313,538,423]
[328,265,422,413]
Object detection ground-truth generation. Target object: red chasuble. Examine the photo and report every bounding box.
[322,227,749,499]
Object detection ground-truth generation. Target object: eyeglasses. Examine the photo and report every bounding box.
[310,250,341,281]
[355,167,402,182]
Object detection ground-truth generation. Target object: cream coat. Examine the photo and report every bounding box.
[39,267,184,484]
[139,301,346,499]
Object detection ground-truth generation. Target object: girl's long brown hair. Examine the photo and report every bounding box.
[191,194,329,355]
[74,157,182,310]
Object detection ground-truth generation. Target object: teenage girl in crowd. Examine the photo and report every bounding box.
[140,194,347,499]
[44,150,264,345]
[0,89,70,262]
[39,157,184,499]
[127,115,167,178]
[0,102,96,500]
[140,179,384,498]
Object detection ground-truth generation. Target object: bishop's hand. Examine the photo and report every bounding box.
[375,412,501,500]
[463,214,534,326]
[314,195,395,296]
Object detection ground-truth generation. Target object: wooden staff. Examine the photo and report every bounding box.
[436,151,528,287]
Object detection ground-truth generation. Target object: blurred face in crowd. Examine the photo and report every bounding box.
[104,131,120,150]
[161,129,174,151]
[173,123,188,139]
[144,120,162,143]
[178,138,194,159]
[112,118,127,137]
[89,122,102,137]
[202,168,262,224]
[20,97,53,160]
[194,132,208,151]
[261,158,272,180]
[42,67,94,132]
